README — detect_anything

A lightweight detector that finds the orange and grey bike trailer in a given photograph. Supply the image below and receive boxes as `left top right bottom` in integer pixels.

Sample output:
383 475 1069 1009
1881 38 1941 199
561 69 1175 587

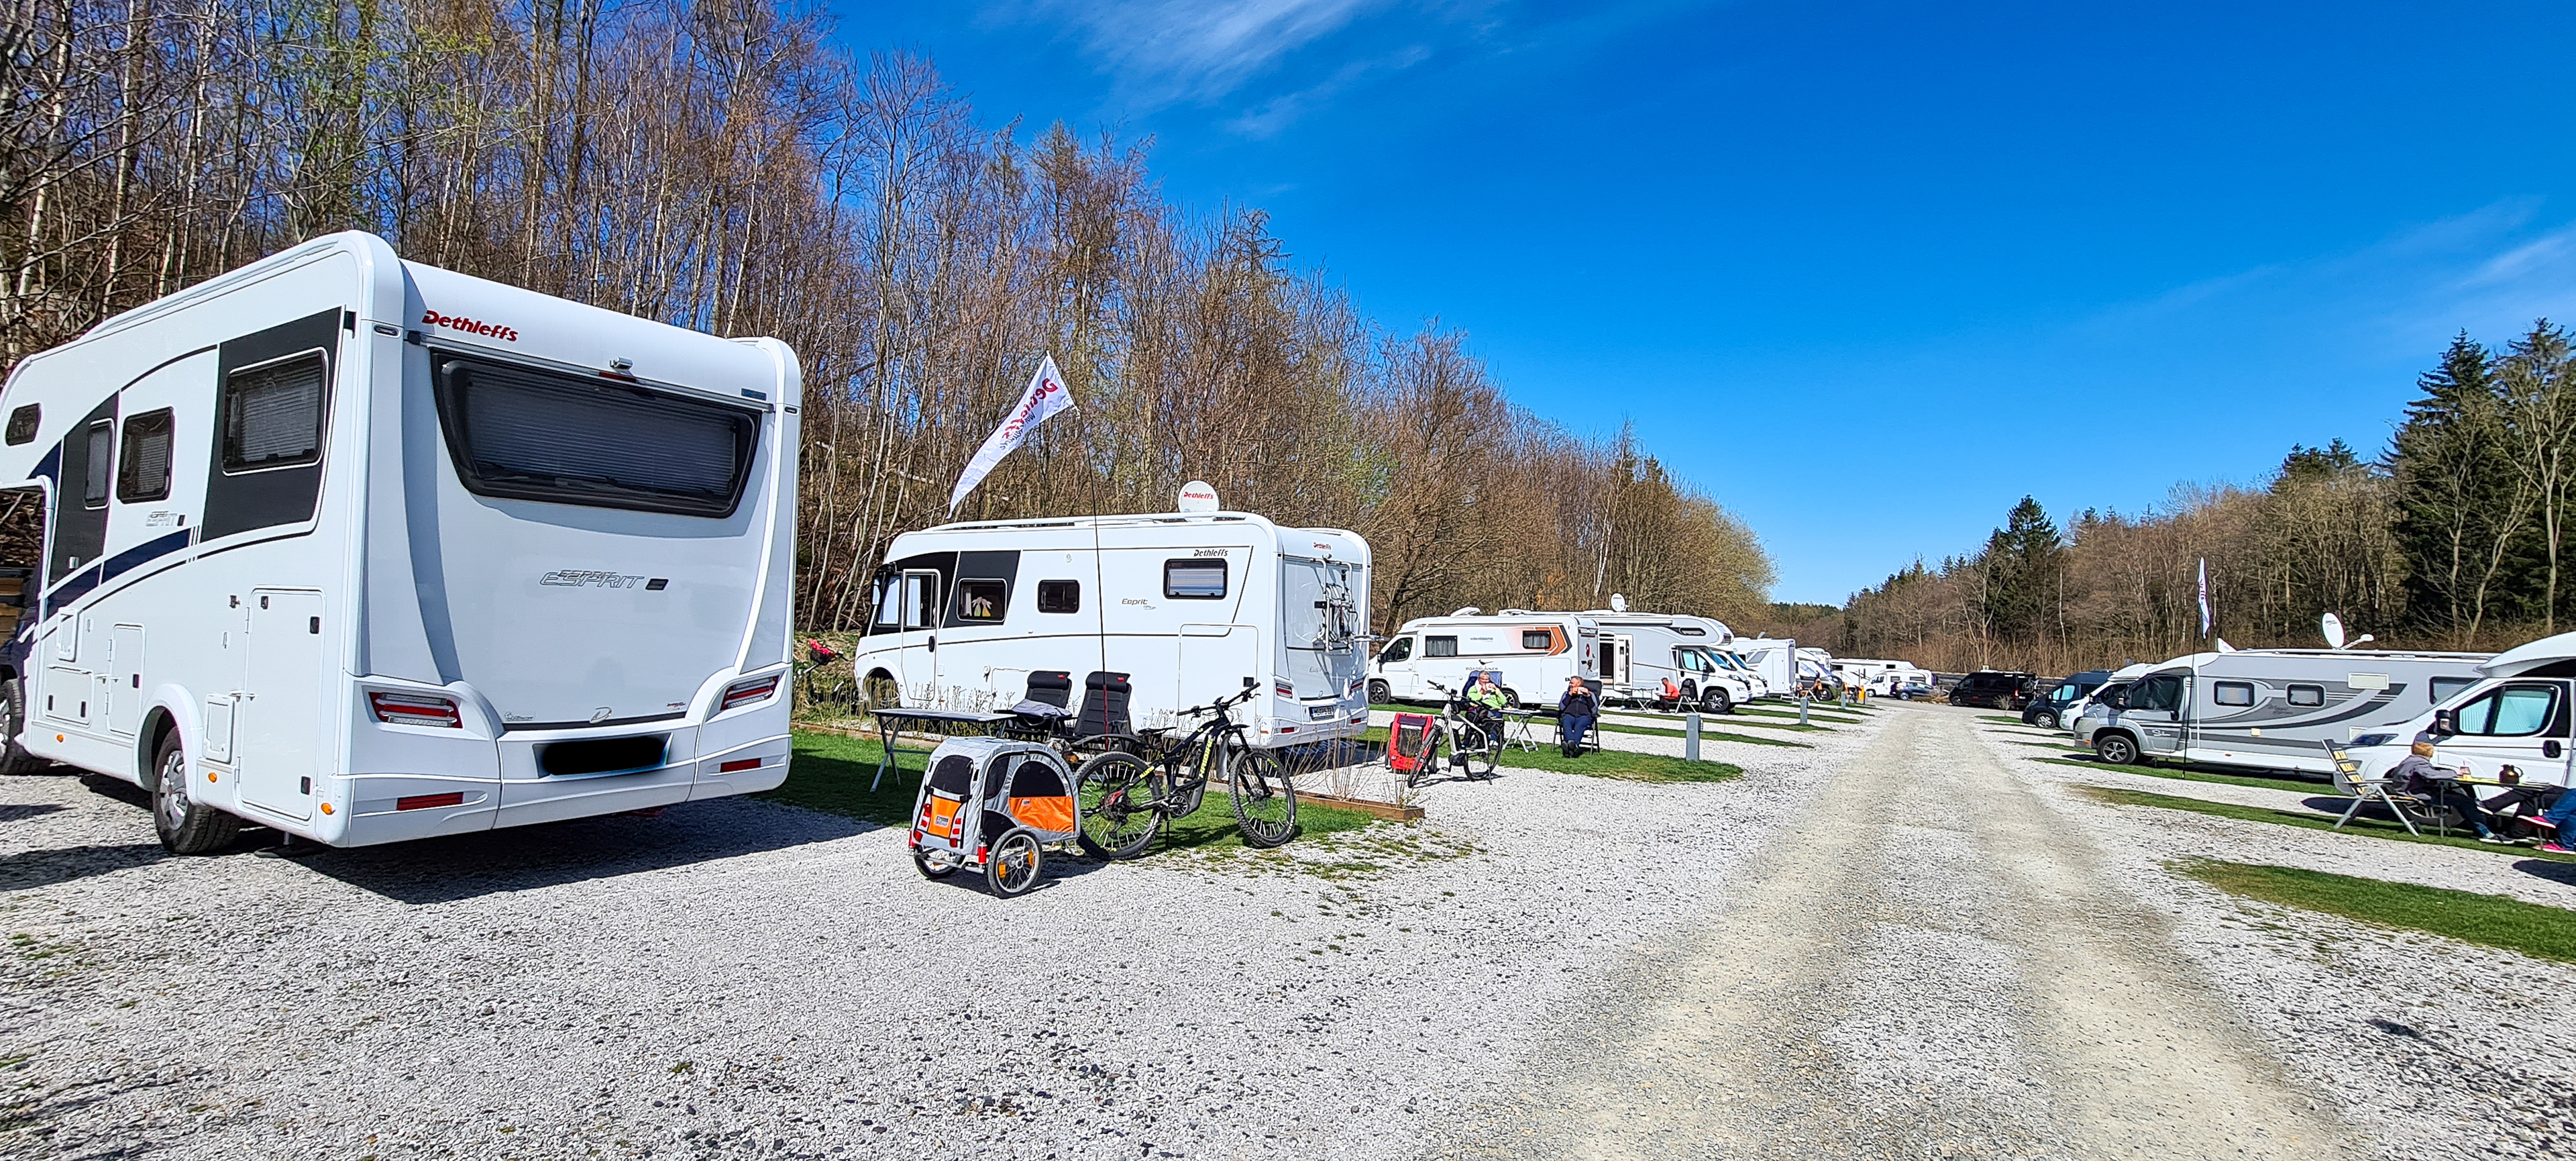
908 736 1081 899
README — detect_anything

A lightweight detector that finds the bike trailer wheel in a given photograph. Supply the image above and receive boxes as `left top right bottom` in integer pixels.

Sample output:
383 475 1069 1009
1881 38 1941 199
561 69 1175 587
913 846 960 878
986 829 1042 898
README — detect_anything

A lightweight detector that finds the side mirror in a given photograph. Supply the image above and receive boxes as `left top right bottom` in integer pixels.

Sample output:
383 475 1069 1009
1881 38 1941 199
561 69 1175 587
2431 709 2455 736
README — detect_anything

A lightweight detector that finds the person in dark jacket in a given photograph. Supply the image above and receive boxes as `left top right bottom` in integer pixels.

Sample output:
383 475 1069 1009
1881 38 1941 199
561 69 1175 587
1557 676 1599 758
2393 742 2506 843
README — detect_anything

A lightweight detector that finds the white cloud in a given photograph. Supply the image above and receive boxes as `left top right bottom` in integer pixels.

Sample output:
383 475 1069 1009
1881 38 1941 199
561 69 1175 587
1010 0 1382 103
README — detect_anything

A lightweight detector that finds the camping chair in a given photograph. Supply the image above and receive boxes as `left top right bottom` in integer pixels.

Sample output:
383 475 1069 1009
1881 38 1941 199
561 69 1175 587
2325 740 2424 837
1076 671 1134 745
1002 670 1075 741
1023 670 1073 710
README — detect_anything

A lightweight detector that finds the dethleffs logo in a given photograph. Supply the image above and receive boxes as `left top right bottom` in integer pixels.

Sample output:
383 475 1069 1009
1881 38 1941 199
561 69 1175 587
422 309 519 342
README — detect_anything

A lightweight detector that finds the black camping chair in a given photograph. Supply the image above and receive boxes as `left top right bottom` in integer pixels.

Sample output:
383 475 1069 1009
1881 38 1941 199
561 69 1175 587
1076 671 1134 746
1024 670 1073 710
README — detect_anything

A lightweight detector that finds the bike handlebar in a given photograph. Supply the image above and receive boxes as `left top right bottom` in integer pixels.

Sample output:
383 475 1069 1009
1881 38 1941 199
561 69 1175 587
1179 685 1260 717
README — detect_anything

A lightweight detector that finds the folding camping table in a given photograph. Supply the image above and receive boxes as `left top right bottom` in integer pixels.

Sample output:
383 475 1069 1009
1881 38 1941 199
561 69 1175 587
1498 709 1546 753
871 709 1016 791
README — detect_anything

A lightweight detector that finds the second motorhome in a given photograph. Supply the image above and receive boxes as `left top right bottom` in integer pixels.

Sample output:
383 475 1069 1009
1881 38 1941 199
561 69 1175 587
2341 630 2576 790
1370 611 1600 709
1589 611 1752 711
2081 648 2491 774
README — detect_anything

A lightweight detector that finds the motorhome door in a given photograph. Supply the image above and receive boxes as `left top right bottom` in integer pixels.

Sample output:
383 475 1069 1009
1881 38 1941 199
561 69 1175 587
1375 634 1418 699
2438 679 2573 787
2125 672 2188 758
1603 636 1631 689
898 568 942 698
238 589 323 821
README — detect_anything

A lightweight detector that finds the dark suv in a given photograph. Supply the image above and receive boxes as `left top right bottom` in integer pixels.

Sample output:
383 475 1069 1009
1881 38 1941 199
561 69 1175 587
2021 670 2110 729
1947 670 2038 710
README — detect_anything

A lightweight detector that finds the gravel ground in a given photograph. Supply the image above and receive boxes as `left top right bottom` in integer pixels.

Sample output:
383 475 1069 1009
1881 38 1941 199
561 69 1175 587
0 707 1877 1161
2004 721 2576 1160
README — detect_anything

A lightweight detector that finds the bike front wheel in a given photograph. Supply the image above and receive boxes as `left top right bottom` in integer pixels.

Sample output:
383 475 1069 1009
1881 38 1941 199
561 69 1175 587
1458 723 1499 780
1073 751 1164 859
1230 748 1298 848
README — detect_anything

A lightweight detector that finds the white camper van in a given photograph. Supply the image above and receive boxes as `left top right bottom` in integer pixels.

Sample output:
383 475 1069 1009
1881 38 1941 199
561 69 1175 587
1730 638 1797 699
1700 646 1775 699
1370 611 1600 708
2084 648 2489 774
0 232 802 852
1589 611 1752 712
2342 630 2576 789
845 505 1371 747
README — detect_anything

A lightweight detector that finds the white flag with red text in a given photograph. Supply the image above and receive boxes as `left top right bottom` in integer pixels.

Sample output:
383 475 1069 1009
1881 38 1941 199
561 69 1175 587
949 355 1075 514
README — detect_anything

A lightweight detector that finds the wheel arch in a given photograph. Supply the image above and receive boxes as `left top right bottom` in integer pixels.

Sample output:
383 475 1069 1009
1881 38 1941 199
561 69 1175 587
134 688 204 791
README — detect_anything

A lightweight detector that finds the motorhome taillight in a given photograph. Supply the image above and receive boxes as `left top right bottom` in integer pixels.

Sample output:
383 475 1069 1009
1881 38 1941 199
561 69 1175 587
1275 681 1294 697
718 758 762 773
720 675 780 711
369 691 462 728
396 792 465 811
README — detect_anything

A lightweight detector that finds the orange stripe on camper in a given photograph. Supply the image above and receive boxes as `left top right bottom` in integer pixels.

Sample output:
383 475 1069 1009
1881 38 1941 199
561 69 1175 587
1010 795 1076 835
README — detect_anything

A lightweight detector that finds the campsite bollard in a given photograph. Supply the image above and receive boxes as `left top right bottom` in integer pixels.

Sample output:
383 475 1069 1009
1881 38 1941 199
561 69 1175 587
1799 697 1810 726
1685 712 1702 762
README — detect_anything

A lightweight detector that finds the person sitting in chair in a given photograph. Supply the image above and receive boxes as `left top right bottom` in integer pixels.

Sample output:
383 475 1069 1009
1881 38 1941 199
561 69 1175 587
1558 676 1599 758
1463 672 1509 738
2393 742 2507 844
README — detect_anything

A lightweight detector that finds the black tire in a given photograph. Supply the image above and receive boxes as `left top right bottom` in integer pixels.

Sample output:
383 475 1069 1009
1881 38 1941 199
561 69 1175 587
2095 734 2140 766
985 829 1042 898
912 846 959 878
1399 723 1444 787
1073 750 1163 859
1456 722 1499 780
1229 749 1298 848
2031 709 2060 729
1701 685 1733 715
152 729 239 855
0 677 42 774
1366 679 1390 704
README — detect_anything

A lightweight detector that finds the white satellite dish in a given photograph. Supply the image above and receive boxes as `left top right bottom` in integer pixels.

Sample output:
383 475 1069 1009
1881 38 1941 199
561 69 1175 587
1177 480 1220 513
1451 607 1481 617
2321 613 2347 650
1609 593 1628 613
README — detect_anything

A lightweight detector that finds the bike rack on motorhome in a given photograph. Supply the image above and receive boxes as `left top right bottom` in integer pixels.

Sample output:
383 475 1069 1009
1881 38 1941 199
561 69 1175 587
0 232 802 851
845 500 1371 748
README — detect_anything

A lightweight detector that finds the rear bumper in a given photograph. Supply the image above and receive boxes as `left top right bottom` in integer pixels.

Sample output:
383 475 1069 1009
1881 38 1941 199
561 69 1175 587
322 696 792 848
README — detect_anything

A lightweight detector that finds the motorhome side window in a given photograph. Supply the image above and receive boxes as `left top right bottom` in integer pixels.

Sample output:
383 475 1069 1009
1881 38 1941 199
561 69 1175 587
3 405 35 445
221 352 326 471
1036 580 1080 613
116 408 173 503
80 419 111 507
955 578 1006 622
867 568 900 634
1424 636 1458 658
1521 629 1552 650
2131 675 2184 712
2429 676 2478 705
1379 637 1413 663
2287 684 2324 707
2451 684 2559 736
431 352 757 517
2212 681 2254 707
1164 558 1226 599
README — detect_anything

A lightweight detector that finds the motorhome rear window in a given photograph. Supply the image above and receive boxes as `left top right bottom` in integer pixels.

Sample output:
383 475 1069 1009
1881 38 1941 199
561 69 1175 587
432 354 757 517
4 405 36 446
2213 681 2254 707
221 352 326 471
955 578 1006 622
2287 684 2324 707
1521 629 1553 650
1037 580 1079 613
1164 559 1226 599
117 409 172 503
81 419 111 507
1424 636 1458 658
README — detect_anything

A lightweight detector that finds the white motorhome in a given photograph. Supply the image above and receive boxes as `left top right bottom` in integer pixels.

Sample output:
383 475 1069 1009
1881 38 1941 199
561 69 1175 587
0 232 802 852
1369 610 1600 708
1729 638 1797 698
846 503 1371 747
1699 646 1775 699
2083 648 2489 774
1587 611 1752 712
2065 662 2151 737
1831 658 1929 696
2342 631 2576 789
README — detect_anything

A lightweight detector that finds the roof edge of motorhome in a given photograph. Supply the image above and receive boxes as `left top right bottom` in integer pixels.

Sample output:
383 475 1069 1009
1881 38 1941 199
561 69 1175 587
912 511 1361 539
2481 629 2576 677
74 231 389 346
2145 648 2496 670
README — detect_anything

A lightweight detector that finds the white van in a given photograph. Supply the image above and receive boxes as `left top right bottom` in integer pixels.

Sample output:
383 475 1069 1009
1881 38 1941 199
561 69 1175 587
2344 631 2576 789
1729 638 1797 698
0 232 802 852
845 504 1371 746
1369 611 1599 708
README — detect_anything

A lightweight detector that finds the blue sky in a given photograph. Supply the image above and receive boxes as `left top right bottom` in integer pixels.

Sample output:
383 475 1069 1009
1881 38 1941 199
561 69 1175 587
829 0 2576 603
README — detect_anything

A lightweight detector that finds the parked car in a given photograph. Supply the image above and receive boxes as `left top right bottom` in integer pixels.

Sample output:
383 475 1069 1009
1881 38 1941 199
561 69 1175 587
2022 670 2112 728
1947 670 2039 710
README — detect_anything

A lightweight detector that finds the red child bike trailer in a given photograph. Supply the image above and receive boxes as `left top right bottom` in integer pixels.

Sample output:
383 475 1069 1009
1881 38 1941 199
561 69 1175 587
1387 713 1438 776
908 737 1082 899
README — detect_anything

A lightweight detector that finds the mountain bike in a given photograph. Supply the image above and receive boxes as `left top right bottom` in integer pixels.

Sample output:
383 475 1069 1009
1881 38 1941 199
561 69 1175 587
1071 684 1298 858
1391 679 1499 786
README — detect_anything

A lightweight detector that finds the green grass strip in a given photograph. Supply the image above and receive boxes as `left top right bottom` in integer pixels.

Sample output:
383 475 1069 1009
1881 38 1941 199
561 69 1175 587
1358 727 1741 783
2072 785 2576 863
2176 859 2576 964
767 729 1379 850
2036 756 2323 796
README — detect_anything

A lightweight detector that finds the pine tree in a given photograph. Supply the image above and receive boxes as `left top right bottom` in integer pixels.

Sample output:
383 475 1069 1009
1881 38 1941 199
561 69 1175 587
2391 332 2530 642
1981 496 2065 647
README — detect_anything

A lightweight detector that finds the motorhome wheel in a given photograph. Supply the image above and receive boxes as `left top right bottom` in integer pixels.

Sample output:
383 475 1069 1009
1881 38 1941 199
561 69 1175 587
2094 734 2140 766
1701 686 1733 715
0 678 39 773
985 829 1042 898
1366 679 1389 705
152 731 239 855
1499 686 1519 709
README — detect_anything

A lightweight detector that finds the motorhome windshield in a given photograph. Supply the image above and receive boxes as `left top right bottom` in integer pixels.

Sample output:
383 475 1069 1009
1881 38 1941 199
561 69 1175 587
431 352 759 517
